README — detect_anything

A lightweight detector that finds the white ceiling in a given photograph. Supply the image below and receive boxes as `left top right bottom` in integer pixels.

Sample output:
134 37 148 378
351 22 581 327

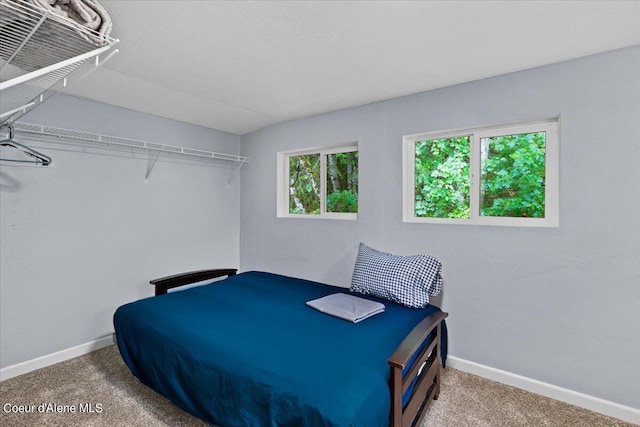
65 1 640 135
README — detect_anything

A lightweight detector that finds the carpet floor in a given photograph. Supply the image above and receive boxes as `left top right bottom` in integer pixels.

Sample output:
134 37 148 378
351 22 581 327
0 345 635 427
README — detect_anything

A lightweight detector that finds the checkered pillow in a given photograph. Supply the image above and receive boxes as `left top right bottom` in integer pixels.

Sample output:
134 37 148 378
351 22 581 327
350 243 443 308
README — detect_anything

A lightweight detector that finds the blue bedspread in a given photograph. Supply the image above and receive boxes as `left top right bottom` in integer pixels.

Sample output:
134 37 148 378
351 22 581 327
114 271 447 427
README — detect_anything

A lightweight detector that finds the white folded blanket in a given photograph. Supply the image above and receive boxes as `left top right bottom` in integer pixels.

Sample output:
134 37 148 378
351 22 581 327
12 0 113 46
306 293 385 323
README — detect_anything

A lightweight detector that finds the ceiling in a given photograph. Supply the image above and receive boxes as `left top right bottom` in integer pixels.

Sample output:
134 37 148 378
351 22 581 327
64 1 640 136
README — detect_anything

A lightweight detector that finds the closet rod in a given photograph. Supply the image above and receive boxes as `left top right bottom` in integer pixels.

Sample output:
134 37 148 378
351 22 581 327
12 122 250 164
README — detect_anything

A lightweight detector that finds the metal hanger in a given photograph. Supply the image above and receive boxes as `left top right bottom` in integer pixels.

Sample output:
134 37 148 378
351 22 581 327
0 123 52 166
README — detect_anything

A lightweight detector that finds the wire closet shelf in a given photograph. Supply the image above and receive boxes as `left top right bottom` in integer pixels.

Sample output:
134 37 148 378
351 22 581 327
0 0 119 125
12 121 250 164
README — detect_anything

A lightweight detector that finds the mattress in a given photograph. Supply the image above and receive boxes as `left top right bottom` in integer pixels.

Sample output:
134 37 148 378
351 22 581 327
114 271 447 426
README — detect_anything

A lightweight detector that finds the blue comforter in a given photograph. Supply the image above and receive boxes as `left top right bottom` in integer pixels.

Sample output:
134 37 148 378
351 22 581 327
114 271 447 427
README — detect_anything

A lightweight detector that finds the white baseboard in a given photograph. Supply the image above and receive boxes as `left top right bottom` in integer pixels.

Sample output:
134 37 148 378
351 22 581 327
447 356 640 425
0 335 114 382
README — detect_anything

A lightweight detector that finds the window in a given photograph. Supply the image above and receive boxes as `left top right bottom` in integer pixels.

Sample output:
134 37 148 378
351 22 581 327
403 119 559 227
277 144 358 219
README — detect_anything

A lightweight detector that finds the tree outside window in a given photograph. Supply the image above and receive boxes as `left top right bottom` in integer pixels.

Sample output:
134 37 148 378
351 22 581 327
480 132 546 218
414 136 470 219
279 145 358 219
404 120 558 227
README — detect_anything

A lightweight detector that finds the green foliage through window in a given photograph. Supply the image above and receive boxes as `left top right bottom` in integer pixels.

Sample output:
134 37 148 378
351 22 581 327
414 137 470 218
480 132 546 218
326 152 358 213
414 132 546 219
288 150 358 215
289 154 320 214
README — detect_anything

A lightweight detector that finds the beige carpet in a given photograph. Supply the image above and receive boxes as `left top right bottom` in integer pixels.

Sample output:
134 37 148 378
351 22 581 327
0 345 634 427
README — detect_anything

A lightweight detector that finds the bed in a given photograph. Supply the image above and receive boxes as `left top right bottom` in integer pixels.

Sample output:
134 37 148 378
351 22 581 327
114 269 447 427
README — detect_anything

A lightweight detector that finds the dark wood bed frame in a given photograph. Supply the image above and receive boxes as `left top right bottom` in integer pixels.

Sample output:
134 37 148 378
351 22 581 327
150 268 447 427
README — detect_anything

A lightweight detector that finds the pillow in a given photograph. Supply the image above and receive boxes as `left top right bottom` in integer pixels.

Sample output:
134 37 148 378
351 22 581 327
350 243 442 308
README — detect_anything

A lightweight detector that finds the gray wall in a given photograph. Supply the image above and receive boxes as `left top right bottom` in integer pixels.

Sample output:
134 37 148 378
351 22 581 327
0 95 242 368
240 46 640 408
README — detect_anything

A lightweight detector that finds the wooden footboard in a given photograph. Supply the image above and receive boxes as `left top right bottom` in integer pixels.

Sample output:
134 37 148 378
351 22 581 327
388 311 448 427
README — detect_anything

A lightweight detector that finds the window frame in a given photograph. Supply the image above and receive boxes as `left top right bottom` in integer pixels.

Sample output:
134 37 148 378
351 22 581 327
403 119 559 227
277 143 358 220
